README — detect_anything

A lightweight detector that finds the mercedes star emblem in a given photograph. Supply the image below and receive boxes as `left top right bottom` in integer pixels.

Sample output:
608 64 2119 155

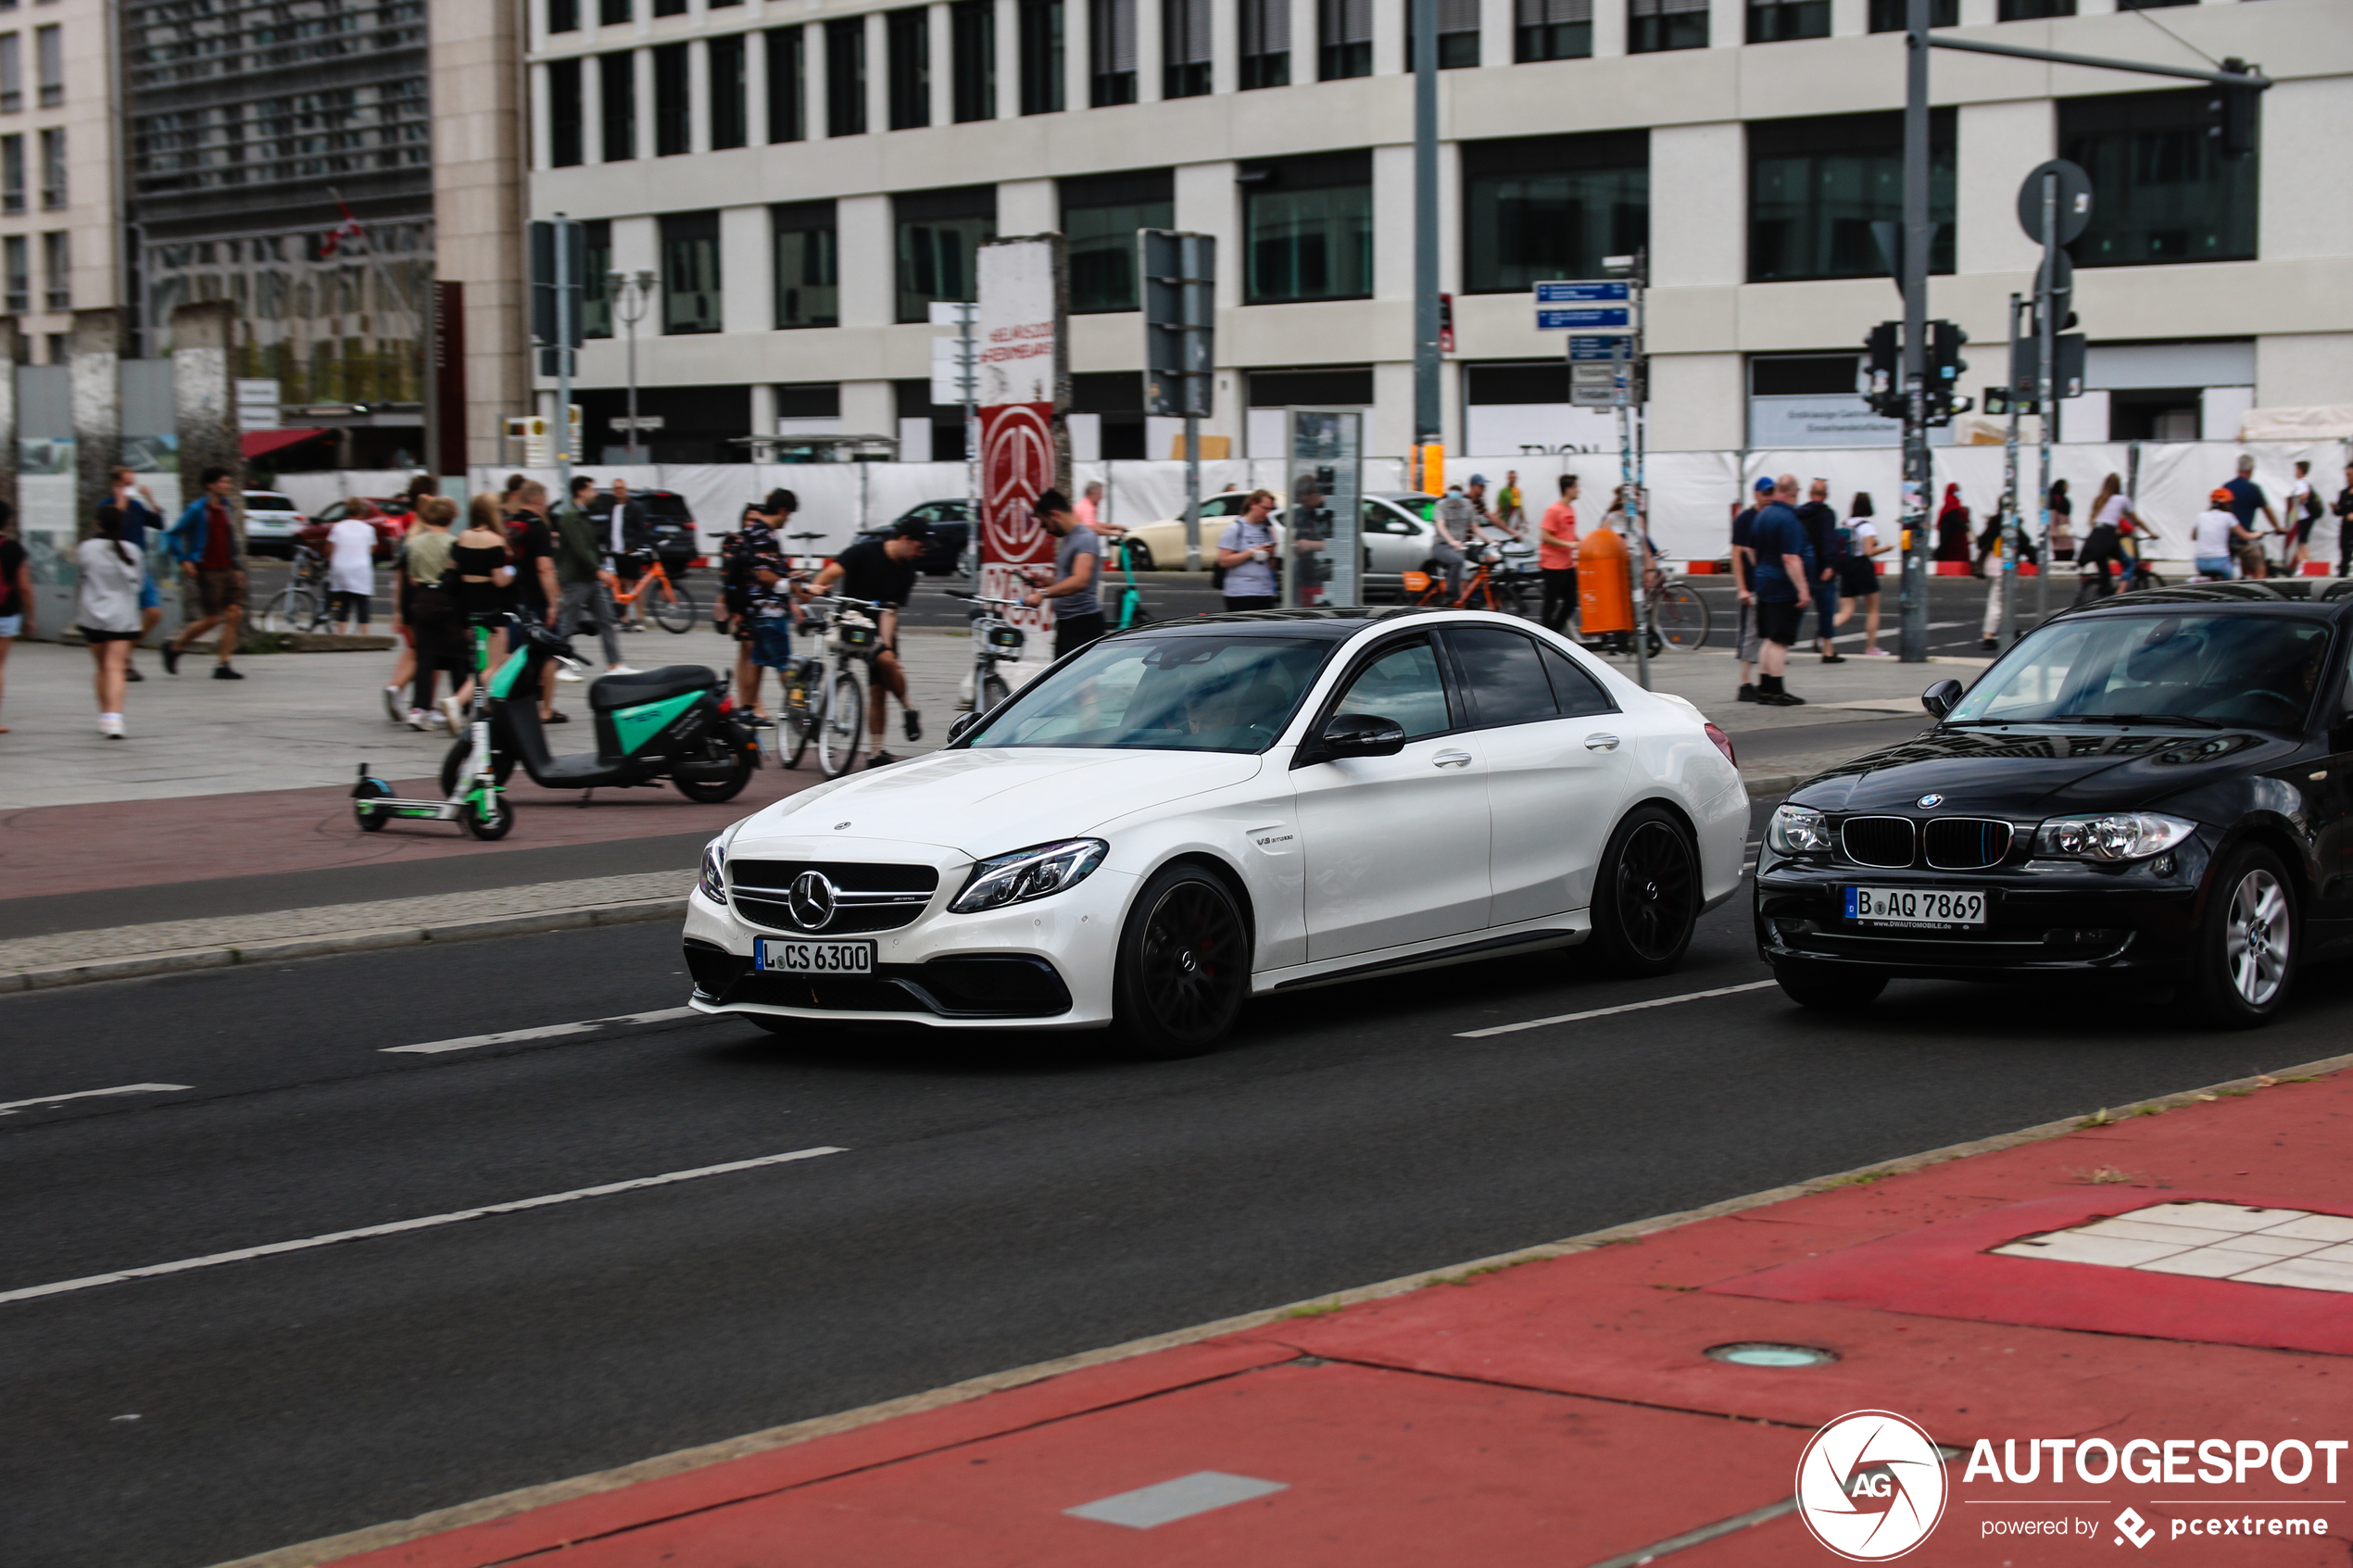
787 870 838 931
1917 794 1944 809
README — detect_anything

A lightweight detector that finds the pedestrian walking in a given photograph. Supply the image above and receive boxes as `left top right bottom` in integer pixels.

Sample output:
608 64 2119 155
2193 489 2254 581
2045 478 2074 563
443 495 517 731
1024 488 1108 658
2285 460 2322 572
325 503 379 634
0 504 30 732
2335 463 2353 578
2223 454 2279 576
1935 483 1972 563
1538 473 1579 634
110 467 165 680
604 478 653 630
396 496 465 730
1497 470 1526 534
552 474 634 676
733 502 795 724
1216 490 1283 611
1796 479 1846 663
1731 477 1772 700
1749 474 1814 707
77 506 145 737
1844 492 1890 655
160 466 247 681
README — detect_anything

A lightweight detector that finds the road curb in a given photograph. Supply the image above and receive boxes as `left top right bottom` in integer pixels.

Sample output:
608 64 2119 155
208 1048 2353 1568
0 896 685 995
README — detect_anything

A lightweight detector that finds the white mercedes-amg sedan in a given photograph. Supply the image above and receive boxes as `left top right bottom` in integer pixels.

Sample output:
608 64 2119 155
683 608 1748 1056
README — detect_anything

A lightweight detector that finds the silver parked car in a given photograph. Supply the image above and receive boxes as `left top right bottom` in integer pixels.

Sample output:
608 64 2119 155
242 492 308 558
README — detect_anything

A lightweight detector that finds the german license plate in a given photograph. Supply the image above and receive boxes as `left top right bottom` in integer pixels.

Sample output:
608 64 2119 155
1844 886 1986 929
755 938 876 974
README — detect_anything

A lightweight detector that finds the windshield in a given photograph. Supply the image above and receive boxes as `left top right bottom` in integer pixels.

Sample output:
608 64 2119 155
246 494 296 511
964 635 1332 753
1947 613 2332 731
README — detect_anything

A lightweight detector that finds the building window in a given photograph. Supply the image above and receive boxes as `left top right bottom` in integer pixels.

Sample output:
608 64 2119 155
549 57 585 165
1090 0 1136 105
951 0 994 121
1164 0 1211 96
653 43 690 155
1867 0 1955 29
887 8 930 130
0 34 18 113
1462 132 1646 294
1243 150 1373 306
32 23 55 106
1019 0 1064 115
654 0 687 15
1239 0 1290 87
768 28 806 142
710 34 747 148
1405 0 1479 69
1319 0 1370 81
548 0 579 33
36 123 57 207
1996 0 2072 18
826 18 866 136
896 184 996 322
661 210 722 333
583 219 613 337
0 133 19 214
600 0 631 23
43 332 62 366
2060 88 2257 268
1063 168 1174 312
1748 109 1955 283
1515 0 1591 62
3 235 23 313
1747 0 1827 44
41 228 65 310
773 201 839 328
1629 0 1705 53
599 51 635 160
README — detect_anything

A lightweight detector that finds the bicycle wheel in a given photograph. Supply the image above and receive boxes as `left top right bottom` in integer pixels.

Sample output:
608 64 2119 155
258 586 317 633
1490 580 1529 618
979 670 1013 713
1654 583 1710 651
816 669 865 777
648 578 698 633
775 702 813 769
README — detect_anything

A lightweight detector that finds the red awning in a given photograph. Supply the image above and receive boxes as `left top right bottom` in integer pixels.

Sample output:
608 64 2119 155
242 428 332 459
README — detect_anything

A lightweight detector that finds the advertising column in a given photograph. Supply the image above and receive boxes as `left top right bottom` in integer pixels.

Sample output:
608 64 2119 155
975 235 1068 665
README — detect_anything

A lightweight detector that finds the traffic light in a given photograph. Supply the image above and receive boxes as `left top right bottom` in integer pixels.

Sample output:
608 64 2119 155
1140 230 1216 419
2209 59 2259 159
1930 319 1969 420
1438 292 1454 354
1862 321 1901 420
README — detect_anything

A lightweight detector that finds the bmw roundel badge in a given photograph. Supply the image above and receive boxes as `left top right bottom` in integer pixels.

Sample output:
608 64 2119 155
1917 794 1944 809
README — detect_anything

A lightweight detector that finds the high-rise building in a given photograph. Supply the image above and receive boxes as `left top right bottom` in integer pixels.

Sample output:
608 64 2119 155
0 1 124 368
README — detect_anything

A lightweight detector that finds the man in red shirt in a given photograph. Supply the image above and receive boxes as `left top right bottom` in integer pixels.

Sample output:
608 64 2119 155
1538 473 1579 633
161 465 246 679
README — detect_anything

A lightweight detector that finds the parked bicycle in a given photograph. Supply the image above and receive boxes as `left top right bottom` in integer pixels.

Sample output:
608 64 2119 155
944 588 1029 716
609 549 699 633
776 593 888 777
258 545 334 633
1643 568 1710 651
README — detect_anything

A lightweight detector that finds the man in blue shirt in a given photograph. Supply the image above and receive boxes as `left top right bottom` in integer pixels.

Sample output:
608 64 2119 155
2222 455 2279 576
1731 475 1772 702
1748 473 1815 707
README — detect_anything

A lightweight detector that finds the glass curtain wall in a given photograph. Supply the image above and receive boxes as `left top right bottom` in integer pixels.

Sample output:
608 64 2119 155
1243 151 1372 305
1062 168 1174 312
1462 132 1647 293
2060 88 2258 267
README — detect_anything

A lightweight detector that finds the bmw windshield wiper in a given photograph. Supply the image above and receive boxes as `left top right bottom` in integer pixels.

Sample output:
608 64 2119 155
2035 713 2225 729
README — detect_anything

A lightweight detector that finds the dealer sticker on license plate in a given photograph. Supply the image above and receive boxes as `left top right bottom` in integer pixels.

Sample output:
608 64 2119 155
756 938 876 974
1844 886 1987 929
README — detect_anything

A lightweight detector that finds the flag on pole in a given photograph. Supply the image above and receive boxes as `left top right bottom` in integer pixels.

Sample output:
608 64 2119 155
320 197 364 258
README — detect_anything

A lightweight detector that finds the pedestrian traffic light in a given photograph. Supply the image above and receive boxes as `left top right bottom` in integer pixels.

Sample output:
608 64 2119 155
1930 320 1969 420
2209 59 2260 159
1862 321 1902 420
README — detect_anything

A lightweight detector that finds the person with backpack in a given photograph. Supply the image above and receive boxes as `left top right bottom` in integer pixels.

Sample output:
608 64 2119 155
1796 478 1848 663
724 490 794 723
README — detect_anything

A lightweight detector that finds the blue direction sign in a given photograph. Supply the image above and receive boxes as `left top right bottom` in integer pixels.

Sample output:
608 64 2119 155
1567 335 1625 361
1534 281 1629 304
1536 307 1631 331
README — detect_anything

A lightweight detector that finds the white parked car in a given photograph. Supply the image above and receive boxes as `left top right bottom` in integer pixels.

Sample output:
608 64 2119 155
683 608 1748 1056
242 491 308 558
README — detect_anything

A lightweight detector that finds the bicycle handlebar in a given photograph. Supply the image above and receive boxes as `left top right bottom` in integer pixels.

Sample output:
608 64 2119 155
944 589 1024 607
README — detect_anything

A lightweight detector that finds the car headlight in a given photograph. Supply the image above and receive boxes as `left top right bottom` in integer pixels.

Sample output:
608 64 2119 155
698 839 727 903
2032 812 2196 862
1767 804 1833 854
950 838 1108 913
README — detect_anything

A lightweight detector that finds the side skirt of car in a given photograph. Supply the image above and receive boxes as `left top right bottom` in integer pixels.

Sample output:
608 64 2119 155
1252 918 1591 996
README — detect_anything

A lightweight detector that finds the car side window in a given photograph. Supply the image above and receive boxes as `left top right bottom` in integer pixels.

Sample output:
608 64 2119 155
1332 638 1453 738
1541 644 1617 718
1445 627 1557 728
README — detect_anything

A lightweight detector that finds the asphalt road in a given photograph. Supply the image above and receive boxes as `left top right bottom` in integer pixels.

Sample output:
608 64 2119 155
7 804 2345 1568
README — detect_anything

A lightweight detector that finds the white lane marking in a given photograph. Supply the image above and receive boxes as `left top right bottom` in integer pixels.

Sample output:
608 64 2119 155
0 1083 193 1116
0 1146 847 1308
383 1006 700 1055
1457 980 1780 1038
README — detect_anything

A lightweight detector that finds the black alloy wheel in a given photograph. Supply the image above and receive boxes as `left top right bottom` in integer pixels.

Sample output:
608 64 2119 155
1591 807 1700 976
1114 864 1249 1059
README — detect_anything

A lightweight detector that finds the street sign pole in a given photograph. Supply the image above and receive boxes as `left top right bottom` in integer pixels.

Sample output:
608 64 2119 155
1412 0 1440 454
2035 170 2058 639
2002 293 2024 645
1898 0 1931 663
553 215 574 494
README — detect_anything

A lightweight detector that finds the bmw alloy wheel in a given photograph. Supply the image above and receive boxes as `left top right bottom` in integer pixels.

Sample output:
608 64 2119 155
2226 866 2290 1007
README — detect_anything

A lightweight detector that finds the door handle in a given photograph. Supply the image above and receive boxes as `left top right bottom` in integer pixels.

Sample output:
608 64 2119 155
1585 734 1621 751
1432 750 1473 769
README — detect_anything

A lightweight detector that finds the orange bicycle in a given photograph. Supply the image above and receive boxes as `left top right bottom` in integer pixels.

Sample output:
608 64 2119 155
1403 538 1533 616
608 551 699 633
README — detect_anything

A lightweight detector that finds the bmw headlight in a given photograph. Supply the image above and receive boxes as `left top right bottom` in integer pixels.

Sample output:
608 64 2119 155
950 838 1108 913
698 838 727 903
2032 812 2196 862
1767 804 1833 854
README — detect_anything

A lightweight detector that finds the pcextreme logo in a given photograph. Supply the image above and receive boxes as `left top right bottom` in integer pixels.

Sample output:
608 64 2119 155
1796 1411 1951 1561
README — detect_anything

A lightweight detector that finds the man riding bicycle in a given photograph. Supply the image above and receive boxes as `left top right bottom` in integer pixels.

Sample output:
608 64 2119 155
802 516 929 768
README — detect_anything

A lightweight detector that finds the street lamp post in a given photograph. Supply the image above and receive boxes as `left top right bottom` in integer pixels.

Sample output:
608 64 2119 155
609 270 658 463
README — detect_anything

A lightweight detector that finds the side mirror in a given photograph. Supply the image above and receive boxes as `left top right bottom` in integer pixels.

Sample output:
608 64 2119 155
946 712 982 745
1921 678 1965 720
1312 712 1408 761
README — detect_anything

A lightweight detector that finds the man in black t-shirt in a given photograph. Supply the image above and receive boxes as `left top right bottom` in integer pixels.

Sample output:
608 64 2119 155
803 518 930 768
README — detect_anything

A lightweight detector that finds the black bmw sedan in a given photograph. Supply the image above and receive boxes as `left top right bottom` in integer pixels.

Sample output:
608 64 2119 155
1755 584 2353 1028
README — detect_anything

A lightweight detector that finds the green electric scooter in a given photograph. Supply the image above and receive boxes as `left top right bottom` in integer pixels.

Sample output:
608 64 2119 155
353 621 516 838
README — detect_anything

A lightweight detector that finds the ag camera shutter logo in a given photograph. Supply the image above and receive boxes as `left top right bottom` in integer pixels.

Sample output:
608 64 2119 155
1796 1411 1950 1561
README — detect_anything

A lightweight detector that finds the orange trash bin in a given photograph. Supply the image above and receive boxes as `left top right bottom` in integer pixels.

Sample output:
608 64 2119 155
1577 523 1634 635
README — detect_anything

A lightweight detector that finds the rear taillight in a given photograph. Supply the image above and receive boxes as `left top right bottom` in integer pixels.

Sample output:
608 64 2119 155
717 695 736 715
1705 722 1735 764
